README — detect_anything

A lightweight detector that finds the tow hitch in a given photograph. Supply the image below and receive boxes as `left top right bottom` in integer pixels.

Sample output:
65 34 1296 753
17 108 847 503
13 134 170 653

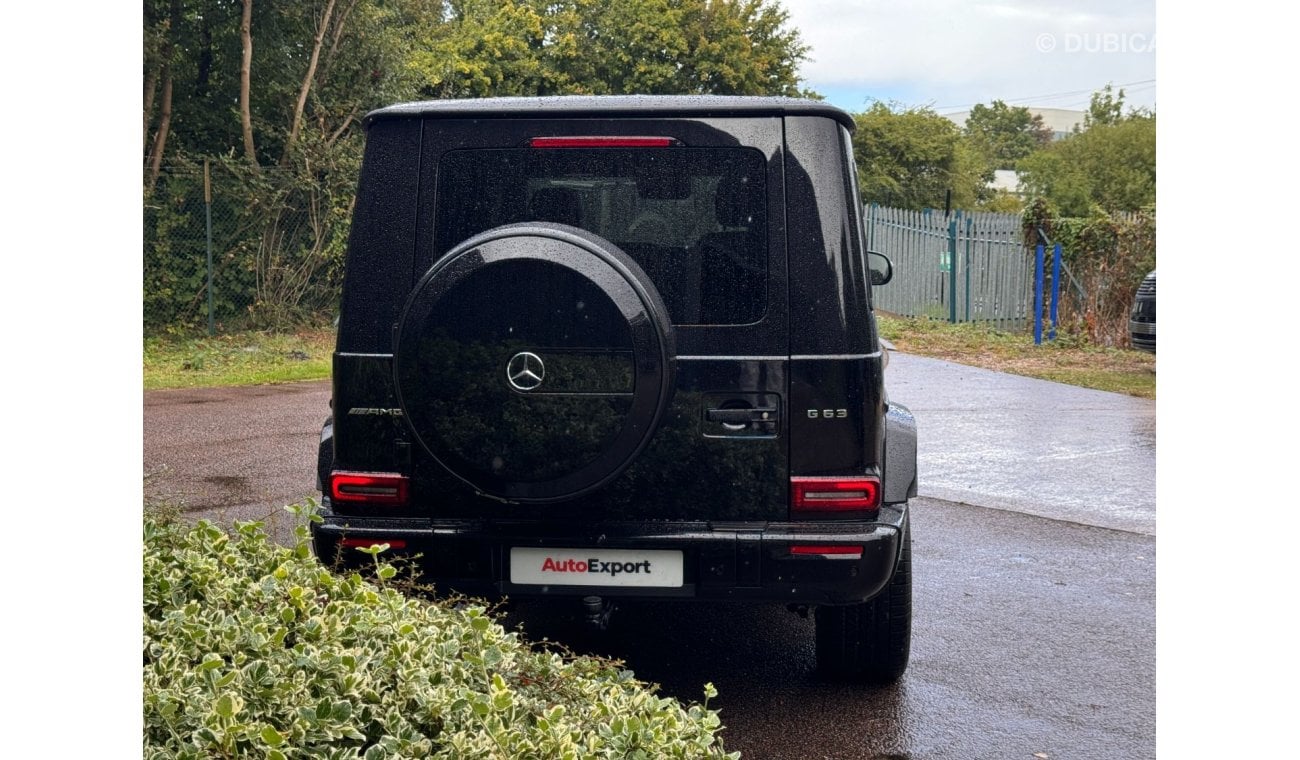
582 595 616 630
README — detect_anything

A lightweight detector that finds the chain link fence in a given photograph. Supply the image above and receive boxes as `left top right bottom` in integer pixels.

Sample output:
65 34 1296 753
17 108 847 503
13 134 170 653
144 162 348 336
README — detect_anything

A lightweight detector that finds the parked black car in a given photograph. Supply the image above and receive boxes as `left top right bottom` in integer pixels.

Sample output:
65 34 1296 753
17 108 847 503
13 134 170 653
311 96 918 683
1129 270 1156 353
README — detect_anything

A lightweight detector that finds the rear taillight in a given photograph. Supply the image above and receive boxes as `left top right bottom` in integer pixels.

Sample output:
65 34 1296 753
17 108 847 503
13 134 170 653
791 476 881 515
529 136 676 148
790 545 864 559
329 471 409 506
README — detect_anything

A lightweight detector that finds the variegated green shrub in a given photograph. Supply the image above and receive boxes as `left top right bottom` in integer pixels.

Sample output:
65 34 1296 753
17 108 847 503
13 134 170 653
143 509 736 759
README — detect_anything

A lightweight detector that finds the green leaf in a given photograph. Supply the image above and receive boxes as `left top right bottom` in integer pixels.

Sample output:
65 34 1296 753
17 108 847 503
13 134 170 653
214 694 235 719
332 700 353 721
261 725 285 747
492 690 512 712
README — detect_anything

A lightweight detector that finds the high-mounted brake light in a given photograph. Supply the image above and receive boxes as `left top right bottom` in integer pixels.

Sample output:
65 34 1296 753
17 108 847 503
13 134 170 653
791 476 881 513
330 471 410 506
790 545 864 559
529 136 676 148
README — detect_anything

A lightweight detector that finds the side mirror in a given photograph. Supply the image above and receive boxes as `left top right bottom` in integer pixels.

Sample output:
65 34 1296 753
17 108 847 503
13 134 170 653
868 250 894 286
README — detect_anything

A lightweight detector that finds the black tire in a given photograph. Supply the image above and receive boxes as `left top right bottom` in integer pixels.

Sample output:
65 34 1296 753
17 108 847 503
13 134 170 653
814 513 912 684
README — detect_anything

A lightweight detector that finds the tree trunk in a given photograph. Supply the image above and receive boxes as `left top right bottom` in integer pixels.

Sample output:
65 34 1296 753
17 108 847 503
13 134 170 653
326 110 358 148
196 14 213 97
143 66 159 156
146 69 173 192
316 0 360 91
240 0 258 167
144 5 176 184
281 0 338 165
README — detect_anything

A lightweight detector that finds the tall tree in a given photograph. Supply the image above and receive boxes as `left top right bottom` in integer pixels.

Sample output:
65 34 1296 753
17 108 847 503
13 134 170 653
1084 83 1126 128
1018 110 1155 216
239 0 257 166
281 0 338 164
144 0 814 329
144 1 167 154
850 102 987 210
407 0 808 99
145 0 181 191
963 100 1053 170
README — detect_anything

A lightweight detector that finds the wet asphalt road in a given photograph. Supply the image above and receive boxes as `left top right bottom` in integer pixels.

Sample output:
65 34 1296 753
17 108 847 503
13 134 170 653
509 497 1153 760
888 353 1155 537
144 381 326 541
143 356 1155 759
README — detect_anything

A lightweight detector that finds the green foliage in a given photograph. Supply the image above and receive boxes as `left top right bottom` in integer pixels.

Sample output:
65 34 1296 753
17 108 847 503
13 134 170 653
980 191 1024 214
1014 85 1156 217
962 100 1053 170
143 510 737 758
1023 199 1155 347
1084 83 1127 128
144 0 811 334
408 0 808 98
850 102 987 210
1017 112 1155 217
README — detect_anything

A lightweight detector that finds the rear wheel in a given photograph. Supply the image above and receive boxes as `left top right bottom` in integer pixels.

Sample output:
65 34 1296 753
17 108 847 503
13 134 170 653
814 513 912 684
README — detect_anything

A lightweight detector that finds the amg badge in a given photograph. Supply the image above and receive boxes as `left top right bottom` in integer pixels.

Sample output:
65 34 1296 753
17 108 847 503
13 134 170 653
347 407 403 417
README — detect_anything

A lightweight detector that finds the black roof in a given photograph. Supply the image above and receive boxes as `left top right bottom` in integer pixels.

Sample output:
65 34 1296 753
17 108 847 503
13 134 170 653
365 95 855 131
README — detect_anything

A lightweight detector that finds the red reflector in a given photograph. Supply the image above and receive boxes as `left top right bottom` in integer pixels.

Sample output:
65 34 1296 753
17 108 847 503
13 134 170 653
330 471 409 506
530 136 675 148
791 545 864 558
791 476 881 512
340 538 408 550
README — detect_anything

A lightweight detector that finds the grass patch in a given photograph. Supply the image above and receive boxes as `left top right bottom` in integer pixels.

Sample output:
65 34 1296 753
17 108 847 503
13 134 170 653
878 315 1155 399
144 329 334 390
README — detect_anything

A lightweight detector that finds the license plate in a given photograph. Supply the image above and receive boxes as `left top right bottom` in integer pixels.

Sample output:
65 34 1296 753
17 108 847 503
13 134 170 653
509 547 684 588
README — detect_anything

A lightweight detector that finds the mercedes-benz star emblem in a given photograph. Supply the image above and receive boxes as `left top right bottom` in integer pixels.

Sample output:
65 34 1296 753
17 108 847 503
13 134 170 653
506 351 545 391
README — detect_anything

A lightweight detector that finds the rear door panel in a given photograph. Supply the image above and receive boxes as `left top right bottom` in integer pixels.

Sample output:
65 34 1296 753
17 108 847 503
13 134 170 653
404 116 789 522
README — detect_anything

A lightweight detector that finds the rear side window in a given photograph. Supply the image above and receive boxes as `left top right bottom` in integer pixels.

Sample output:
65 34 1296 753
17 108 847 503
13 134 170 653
434 148 768 325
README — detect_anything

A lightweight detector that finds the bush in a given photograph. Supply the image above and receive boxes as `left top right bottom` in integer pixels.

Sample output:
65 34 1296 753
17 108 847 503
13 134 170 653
143 509 736 759
1022 199 1155 348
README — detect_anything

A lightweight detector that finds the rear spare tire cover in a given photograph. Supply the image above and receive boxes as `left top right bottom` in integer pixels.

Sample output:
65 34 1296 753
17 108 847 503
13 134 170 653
394 223 675 503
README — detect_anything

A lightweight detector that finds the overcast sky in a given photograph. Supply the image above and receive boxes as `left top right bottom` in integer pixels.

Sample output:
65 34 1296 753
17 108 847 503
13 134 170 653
781 0 1156 116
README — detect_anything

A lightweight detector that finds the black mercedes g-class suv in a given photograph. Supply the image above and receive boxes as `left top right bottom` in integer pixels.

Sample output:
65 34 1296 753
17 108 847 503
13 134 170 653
312 96 918 683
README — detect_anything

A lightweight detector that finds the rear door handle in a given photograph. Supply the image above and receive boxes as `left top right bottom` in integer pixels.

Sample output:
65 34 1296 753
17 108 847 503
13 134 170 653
706 407 778 424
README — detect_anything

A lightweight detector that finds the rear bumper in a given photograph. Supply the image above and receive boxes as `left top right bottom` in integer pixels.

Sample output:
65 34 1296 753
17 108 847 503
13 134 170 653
311 503 907 606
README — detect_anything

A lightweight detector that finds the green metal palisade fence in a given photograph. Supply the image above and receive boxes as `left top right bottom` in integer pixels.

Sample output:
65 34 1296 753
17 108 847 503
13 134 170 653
866 203 1032 331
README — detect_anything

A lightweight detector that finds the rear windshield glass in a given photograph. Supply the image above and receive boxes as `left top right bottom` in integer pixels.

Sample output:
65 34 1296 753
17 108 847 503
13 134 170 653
434 148 768 325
